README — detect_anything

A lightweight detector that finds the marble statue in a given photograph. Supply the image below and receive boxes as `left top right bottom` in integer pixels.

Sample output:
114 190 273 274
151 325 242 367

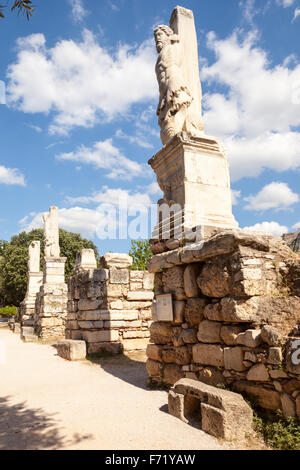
43 206 60 258
28 241 40 273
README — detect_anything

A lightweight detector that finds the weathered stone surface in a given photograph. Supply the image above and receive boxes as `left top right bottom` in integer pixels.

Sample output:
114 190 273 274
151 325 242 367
146 344 162 362
184 298 207 326
150 322 172 345
261 325 282 347
101 253 133 269
224 347 245 372
171 327 184 347
169 378 253 440
163 364 184 385
235 329 262 348
220 325 244 345
247 364 270 382
184 265 199 298
87 342 122 355
281 393 296 418
197 263 230 298
57 340 86 361
198 367 225 387
269 369 288 379
181 328 197 344
78 299 103 311
268 347 283 365
81 330 119 343
197 320 221 344
162 266 185 300
296 396 300 419
192 344 224 367
175 346 191 365
173 301 185 324
235 382 281 411
109 268 129 284
162 348 177 363
143 272 154 290
146 359 162 378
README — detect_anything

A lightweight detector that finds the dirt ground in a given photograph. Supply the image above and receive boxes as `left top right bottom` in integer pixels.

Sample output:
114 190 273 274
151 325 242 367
0 326 230 450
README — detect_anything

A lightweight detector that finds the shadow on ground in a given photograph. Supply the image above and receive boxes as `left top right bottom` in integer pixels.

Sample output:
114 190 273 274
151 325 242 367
87 351 150 391
0 396 93 450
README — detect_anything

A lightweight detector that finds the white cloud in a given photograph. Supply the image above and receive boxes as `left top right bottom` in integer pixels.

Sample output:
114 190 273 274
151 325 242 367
239 0 258 23
66 185 153 213
115 129 153 149
231 189 241 206
56 138 148 180
293 7 300 21
243 221 289 236
26 123 42 132
68 0 88 23
202 31 300 180
276 0 295 7
244 182 299 211
292 221 300 230
7 30 156 135
0 166 26 186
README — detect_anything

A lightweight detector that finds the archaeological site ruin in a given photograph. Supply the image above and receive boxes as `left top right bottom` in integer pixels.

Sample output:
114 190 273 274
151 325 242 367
6 5 300 444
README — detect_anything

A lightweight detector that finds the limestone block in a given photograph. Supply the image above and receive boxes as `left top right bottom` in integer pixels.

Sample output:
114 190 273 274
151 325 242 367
183 265 199 298
181 328 197 344
268 347 283 365
143 272 154 290
192 344 224 367
184 298 207 326
127 291 154 301
197 320 221 344
220 325 244 346
101 253 133 269
168 390 185 422
130 271 144 280
147 344 163 362
261 325 282 347
130 282 143 291
235 329 262 348
122 338 149 351
104 321 126 328
235 382 281 411
269 369 288 379
146 359 162 378
78 299 103 311
57 340 86 361
281 393 296 418
162 266 185 300
173 301 185 324
81 330 119 343
296 396 300 419
110 300 123 310
224 347 245 372
247 364 270 382
74 249 97 272
172 327 184 347
197 262 230 298
87 342 122 355
150 322 172 344
91 269 109 282
163 364 184 385
175 346 191 365
162 348 176 363
109 268 129 284
106 284 123 298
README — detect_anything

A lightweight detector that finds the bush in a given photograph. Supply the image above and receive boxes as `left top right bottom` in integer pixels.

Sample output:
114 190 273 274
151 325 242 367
253 410 300 450
0 306 18 317
129 240 152 271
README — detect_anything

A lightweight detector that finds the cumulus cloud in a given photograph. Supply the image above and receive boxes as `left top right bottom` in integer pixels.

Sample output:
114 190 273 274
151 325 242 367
7 30 156 135
244 182 299 211
56 138 148 180
231 189 241 206
293 7 300 21
243 221 289 236
201 31 300 180
0 166 26 186
276 0 295 7
292 221 300 230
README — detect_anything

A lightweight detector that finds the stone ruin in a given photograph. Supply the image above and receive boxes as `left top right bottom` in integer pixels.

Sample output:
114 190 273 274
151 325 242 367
145 5 300 428
66 251 154 355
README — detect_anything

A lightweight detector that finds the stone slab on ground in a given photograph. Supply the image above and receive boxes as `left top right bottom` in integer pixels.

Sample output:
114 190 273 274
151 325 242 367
57 340 87 361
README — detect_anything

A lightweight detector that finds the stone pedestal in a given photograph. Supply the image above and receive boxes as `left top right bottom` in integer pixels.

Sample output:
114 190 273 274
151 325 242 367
20 272 43 325
149 133 238 247
36 257 68 340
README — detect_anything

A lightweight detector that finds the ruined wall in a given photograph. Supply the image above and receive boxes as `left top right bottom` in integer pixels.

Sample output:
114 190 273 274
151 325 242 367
66 253 154 355
146 231 300 419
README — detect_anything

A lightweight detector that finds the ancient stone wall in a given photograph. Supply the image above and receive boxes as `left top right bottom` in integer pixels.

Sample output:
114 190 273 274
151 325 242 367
146 230 300 419
66 253 154 355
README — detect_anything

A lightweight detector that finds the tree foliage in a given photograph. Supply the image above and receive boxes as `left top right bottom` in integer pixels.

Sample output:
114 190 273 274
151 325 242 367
129 239 152 271
0 229 99 307
0 1 34 20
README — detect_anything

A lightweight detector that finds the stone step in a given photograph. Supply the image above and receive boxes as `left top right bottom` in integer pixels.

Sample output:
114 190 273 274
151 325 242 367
21 334 38 343
22 326 35 335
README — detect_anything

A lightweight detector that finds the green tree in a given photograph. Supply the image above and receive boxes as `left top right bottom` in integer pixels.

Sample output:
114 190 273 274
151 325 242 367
0 1 34 19
0 229 99 307
129 239 152 271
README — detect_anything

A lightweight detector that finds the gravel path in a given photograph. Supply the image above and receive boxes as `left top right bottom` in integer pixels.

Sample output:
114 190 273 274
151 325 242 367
0 327 227 450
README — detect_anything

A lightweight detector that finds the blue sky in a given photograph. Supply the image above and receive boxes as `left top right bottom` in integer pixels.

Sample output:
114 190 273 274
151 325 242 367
1 0 300 255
